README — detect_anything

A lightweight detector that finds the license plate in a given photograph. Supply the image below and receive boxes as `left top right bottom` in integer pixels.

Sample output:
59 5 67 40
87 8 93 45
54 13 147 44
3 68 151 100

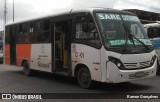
135 72 145 78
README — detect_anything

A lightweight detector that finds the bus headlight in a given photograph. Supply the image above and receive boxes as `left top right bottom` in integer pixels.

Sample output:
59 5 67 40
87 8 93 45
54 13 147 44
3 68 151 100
150 55 156 66
108 56 125 70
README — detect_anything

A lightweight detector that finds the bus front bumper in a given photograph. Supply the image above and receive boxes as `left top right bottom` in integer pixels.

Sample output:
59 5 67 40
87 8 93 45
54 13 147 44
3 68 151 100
106 60 157 83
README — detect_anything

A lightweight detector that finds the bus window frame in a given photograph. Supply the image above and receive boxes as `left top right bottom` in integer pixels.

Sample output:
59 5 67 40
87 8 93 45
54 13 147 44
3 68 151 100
73 13 102 49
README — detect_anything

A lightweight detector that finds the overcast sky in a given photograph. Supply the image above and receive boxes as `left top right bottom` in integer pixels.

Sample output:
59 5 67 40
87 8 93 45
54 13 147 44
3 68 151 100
0 0 160 31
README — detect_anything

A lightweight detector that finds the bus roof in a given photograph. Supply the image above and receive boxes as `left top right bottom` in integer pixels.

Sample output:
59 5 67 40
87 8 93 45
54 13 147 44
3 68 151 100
144 22 160 28
5 7 135 26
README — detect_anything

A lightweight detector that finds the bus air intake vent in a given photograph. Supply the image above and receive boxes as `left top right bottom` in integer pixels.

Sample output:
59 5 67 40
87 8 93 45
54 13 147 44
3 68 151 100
123 61 150 69
129 72 149 79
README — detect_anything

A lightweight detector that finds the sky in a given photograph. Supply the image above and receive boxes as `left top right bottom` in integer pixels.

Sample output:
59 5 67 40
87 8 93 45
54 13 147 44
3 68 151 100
0 0 160 31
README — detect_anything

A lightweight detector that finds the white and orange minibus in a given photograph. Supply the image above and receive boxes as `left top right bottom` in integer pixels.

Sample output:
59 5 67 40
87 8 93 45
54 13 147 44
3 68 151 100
4 8 157 88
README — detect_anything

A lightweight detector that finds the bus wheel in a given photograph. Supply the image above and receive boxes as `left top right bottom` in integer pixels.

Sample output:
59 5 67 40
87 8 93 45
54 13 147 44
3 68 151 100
77 67 92 89
23 61 32 76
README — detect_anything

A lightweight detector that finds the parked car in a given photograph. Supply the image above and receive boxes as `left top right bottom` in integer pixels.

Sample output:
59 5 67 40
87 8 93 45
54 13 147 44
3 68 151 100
0 50 3 64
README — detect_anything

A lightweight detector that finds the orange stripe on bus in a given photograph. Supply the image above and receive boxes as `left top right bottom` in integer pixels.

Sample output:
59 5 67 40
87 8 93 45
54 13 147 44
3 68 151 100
5 44 10 64
16 44 31 67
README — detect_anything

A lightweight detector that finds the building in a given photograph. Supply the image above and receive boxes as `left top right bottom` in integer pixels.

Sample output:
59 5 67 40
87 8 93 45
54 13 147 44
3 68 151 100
124 9 160 24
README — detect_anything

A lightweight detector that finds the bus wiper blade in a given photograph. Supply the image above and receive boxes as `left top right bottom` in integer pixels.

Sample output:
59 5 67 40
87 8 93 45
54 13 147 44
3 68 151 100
122 24 136 53
130 34 149 51
123 24 149 52
123 24 128 53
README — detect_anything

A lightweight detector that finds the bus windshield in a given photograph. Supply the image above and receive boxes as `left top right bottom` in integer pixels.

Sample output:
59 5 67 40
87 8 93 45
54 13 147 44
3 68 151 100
95 13 152 48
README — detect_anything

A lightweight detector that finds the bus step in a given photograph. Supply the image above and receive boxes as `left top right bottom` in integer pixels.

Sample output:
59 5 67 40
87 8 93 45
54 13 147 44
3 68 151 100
63 66 67 68
54 71 69 76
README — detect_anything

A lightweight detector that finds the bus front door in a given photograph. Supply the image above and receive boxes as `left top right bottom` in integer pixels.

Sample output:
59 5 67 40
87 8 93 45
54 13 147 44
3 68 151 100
53 22 71 73
53 24 63 71
53 22 68 71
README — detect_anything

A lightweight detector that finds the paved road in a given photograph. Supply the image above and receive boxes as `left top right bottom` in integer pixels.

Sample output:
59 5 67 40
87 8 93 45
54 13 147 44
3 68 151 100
0 64 160 102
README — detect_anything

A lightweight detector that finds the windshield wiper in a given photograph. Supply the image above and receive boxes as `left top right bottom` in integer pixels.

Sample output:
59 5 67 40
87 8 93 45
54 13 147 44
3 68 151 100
123 24 135 53
123 24 149 53
130 33 149 51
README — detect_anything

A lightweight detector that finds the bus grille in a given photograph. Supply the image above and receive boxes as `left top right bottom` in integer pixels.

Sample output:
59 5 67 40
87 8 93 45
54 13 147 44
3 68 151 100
129 72 149 79
123 61 150 69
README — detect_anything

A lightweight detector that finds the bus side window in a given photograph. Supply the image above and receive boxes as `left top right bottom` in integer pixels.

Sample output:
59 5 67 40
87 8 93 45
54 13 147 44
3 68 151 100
88 21 99 39
37 20 51 43
24 23 32 43
153 27 160 38
75 20 100 47
147 28 151 38
43 20 51 42
26 23 33 43
17 23 33 43
158 28 160 37
33 21 41 43
17 24 23 43
148 27 160 38
76 21 99 39
76 22 87 39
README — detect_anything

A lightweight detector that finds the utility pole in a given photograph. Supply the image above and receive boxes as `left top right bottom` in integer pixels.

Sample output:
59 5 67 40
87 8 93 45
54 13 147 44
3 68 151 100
13 0 14 22
4 0 7 24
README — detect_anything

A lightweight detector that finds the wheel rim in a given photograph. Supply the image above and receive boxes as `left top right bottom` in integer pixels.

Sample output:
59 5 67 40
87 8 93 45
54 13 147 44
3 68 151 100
79 71 90 85
24 62 29 75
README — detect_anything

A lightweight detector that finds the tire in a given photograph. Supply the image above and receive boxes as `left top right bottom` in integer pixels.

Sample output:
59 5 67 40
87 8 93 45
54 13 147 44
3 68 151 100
156 61 160 75
23 61 32 76
77 67 92 89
